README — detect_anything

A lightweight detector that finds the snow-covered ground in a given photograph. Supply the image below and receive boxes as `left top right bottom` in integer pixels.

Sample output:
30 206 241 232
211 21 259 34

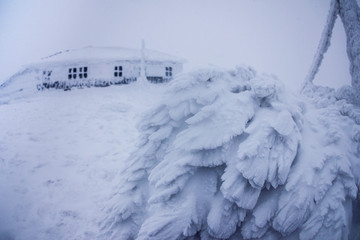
0 82 166 240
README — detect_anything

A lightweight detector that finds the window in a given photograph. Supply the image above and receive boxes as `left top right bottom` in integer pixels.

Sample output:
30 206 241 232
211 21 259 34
165 66 172 77
114 66 123 77
68 67 88 80
79 66 88 79
68 67 75 79
42 70 52 81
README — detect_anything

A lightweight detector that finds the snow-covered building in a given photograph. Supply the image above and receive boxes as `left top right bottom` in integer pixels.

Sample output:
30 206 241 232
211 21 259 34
34 46 185 89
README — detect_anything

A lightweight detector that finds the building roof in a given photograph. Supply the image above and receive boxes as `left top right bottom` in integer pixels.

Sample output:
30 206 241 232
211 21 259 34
35 46 185 67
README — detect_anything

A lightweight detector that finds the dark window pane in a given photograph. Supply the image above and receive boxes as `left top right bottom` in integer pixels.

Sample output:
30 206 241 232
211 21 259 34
84 67 87 72
169 67 172 71
115 66 118 70
169 72 172 76
73 68 76 72
79 74 83 78
69 69 72 73
119 66 122 70
119 72 122 77
73 74 76 79
84 73 87 78
114 72 118 77
68 74 72 79
80 67 82 72
165 67 169 71
166 72 169 77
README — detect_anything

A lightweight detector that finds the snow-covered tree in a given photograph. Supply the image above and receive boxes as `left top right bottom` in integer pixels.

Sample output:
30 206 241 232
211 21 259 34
101 66 360 239
303 0 360 105
337 0 360 104
302 0 339 91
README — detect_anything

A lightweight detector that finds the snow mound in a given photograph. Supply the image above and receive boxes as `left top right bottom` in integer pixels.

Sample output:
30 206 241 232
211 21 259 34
0 67 40 104
102 66 360 239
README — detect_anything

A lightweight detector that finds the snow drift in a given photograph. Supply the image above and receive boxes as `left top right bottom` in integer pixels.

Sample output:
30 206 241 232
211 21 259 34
102 66 360 240
0 71 168 240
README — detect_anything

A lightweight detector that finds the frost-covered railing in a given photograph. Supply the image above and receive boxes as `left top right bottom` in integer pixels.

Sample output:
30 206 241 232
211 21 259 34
147 76 172 83
36 78 136 90
36 76 172 90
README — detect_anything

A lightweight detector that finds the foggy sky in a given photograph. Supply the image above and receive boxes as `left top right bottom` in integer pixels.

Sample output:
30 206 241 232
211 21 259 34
0 0 351 91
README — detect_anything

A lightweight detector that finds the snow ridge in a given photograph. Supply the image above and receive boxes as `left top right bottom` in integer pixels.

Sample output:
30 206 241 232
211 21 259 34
103 66 359 240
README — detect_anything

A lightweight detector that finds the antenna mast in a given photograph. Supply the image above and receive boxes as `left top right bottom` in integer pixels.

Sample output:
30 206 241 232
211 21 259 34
139 39 147 84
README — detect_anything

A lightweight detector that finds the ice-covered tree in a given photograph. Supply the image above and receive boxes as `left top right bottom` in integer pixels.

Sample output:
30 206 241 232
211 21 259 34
303 0 360 105
337 0 360 104
101 66 360 239
301 0 339 91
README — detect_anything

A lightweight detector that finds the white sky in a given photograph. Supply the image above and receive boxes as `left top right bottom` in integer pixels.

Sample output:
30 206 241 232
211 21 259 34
0 0 351 91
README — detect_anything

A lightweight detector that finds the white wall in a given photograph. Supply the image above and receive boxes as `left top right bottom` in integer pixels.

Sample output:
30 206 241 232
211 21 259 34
145 61 182 79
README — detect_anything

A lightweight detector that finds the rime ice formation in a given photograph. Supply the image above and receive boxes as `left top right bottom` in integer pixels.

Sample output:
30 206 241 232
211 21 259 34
302 0 339 90
337 0 360 105
102 66 360 240
303 0 360 106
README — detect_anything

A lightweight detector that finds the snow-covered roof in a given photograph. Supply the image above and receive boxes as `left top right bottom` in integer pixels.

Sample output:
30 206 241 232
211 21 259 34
36 46 185 66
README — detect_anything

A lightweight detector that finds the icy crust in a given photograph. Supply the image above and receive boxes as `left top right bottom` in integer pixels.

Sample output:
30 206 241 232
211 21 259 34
103 67 359 240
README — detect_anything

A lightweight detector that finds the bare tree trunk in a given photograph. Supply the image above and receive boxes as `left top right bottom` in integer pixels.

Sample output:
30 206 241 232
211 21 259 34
338 0 360 93
301 0 339 92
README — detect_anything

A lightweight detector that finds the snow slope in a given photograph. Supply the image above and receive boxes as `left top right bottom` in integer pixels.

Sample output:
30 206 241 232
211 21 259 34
0 78 167 239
